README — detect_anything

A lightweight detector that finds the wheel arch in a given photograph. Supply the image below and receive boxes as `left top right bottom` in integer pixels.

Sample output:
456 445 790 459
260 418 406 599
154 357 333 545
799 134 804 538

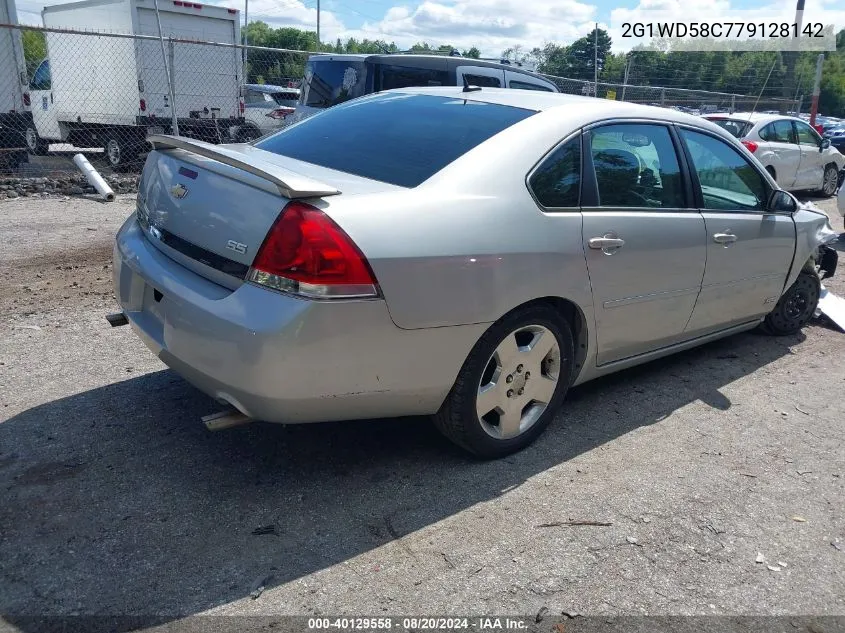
490 296 589 384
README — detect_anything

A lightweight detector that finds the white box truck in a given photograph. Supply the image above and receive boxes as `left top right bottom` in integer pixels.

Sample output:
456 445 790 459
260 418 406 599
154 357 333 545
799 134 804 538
0 0 30 168
26 0 242 168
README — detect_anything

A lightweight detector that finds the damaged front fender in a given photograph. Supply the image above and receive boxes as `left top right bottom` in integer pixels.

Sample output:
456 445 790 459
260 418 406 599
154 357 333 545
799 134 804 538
788 201 840 289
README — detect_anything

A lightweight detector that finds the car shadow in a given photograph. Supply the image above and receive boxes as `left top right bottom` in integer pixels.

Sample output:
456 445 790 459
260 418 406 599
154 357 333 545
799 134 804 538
0 328 805 628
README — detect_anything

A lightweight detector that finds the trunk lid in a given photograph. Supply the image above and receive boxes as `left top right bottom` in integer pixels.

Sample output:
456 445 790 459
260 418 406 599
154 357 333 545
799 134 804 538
137 136 398 286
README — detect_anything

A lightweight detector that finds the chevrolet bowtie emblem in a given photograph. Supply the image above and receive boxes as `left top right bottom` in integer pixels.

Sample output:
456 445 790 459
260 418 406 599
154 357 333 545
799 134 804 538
170 183 188 199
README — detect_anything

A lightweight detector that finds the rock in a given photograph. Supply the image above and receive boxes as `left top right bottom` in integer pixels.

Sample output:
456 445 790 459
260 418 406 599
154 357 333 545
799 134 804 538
6 191 18 198
755 552 765 564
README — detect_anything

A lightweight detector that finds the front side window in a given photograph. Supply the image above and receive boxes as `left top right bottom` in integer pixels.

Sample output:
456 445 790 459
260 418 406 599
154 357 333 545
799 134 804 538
30 60 50 91
589 123 684 208
529 137 580 208
793 121 822 148
378 65 449 90
680 128 768 211
256 93 535 188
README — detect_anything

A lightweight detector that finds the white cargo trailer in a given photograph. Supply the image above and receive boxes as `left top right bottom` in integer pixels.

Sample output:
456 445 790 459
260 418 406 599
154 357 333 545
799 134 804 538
0 0 30 167
27 0 242 168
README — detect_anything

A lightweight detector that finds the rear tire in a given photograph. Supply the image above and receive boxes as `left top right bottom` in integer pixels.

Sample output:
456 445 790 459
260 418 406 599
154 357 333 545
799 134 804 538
236 125 262 143
820 163 838 197
760 271 820 336
433 304 574 459
25 126 49 156
104 133 139 172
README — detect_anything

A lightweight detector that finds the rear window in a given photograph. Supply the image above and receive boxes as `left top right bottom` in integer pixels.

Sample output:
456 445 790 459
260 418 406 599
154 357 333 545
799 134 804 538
271 92 299 108
256 93 535 187
708 118 753 139
300 60 368 108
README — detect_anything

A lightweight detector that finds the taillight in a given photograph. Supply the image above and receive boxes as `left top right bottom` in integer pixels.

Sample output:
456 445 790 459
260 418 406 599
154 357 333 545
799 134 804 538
266 107 294 119
22 92 30 107
247 201 379 299
139 98 146 112
741 140 758 153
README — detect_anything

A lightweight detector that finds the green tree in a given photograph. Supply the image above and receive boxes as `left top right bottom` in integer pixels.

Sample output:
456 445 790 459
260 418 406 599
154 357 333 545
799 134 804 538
22 30 46 75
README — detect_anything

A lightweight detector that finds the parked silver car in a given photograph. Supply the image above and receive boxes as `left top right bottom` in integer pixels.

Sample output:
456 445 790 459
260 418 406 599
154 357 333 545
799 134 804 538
112 88 837 458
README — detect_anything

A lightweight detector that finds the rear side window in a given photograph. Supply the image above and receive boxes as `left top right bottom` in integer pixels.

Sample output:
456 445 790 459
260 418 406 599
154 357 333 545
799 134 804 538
379 65 449 90
529 138 580 208
300 60 368 108
510 80 553 92
465 74 501 87
709 118 752 139
589 124 685 208
760 120 795 143
256 94 535 188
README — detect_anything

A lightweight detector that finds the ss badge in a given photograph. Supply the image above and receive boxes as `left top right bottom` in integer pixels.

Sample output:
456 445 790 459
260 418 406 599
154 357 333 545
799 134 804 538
226 239 248 255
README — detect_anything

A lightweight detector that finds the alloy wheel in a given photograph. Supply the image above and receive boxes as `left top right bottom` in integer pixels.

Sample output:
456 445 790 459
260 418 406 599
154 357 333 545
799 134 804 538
476 324 561 440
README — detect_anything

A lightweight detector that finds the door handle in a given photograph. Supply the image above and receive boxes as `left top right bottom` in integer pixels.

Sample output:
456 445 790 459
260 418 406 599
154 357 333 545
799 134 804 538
713 232 738 245
588 233 625 255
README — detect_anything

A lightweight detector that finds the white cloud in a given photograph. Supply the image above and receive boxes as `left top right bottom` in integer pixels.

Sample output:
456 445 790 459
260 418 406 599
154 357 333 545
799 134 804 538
345 0 599 56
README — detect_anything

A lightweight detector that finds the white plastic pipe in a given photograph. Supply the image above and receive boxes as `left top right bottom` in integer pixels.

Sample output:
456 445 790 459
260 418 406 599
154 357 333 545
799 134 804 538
72 153 115 202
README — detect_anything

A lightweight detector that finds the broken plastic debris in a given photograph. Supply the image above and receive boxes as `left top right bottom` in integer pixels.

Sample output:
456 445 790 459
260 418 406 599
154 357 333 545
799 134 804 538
755 552 765 564
792 516 807 522
766 565 781 572
626 536 638 545
817 285 845 332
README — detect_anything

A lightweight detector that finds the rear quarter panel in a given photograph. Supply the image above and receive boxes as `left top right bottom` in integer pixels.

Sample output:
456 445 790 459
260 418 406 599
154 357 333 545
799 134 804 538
320 108 594 331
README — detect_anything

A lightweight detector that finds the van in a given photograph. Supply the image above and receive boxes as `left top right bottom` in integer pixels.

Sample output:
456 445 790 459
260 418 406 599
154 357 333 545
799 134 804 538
292 54 559 122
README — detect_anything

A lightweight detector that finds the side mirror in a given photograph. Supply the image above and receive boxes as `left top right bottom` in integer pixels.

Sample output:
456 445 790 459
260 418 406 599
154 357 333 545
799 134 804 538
822 138 831 150
768 189 798 214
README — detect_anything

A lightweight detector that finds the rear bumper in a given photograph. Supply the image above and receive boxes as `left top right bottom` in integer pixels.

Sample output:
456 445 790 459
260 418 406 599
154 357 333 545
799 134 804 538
113 216 484 423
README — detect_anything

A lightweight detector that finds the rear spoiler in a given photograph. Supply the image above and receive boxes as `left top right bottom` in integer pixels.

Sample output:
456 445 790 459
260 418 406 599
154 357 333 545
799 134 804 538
146 135 341 199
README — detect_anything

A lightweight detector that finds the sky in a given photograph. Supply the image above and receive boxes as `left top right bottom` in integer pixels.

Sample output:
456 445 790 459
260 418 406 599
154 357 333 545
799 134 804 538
13 0 845 56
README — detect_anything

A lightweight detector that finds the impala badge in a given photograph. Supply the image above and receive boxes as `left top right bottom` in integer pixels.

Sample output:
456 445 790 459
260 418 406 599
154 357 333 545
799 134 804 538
170 183 189 199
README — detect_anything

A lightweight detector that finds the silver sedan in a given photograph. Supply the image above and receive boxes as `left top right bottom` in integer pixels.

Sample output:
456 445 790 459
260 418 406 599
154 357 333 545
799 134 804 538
111 87 837 458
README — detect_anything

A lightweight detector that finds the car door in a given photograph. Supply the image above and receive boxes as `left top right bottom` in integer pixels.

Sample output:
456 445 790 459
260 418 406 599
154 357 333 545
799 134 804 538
792 120 825 189
581 122 707 365
757 120 800 189
678 127 796 335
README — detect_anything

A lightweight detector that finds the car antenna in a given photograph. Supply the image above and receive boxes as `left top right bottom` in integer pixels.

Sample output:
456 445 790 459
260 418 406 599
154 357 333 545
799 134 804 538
462 75 481 93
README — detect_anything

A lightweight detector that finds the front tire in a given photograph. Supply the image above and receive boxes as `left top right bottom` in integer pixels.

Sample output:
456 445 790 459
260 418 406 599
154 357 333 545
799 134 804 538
433 305 574 459
761 271 820 336
25 126 49 155
820 164 838 197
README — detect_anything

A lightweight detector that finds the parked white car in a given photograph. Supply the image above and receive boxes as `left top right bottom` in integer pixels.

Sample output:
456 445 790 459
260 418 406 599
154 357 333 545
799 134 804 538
231 84 300 142
704 112 845 197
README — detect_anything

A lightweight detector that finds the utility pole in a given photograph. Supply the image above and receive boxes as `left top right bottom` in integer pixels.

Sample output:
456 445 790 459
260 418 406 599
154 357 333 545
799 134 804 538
621 54 633 101
809 53 824 127
316 0 320 50
593 22 598 95
782 0 805 110
152 0 178 135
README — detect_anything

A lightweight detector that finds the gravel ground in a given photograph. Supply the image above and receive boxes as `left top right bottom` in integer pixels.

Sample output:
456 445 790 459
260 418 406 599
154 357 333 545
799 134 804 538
1 195 844 623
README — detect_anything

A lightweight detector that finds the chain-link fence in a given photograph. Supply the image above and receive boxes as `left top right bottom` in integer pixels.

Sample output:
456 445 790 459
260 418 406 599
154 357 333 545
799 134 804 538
540 74 801 115
0 22 806 179
0 22 310 177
